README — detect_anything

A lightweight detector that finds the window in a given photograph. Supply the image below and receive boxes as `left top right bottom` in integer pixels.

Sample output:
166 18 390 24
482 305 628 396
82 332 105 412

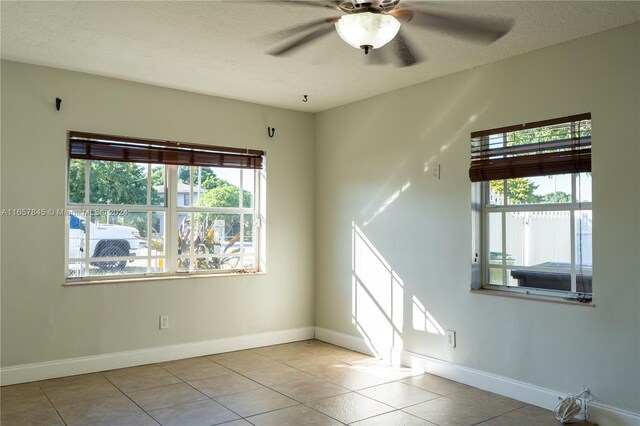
470 114 592 301
66 131 264 282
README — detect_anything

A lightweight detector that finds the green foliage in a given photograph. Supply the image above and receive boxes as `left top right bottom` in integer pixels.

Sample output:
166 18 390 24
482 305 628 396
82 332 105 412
89 161 148 205
68 160 85 203
178 167 226 190
507 118 591 147
196 185 252 209
490 178 542 204
542 191 571 203
151 166 165 187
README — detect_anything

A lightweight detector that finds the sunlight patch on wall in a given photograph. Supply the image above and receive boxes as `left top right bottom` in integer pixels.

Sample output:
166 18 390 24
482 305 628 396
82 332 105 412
352 222 403 361
412 295 445 335
363 181 411 226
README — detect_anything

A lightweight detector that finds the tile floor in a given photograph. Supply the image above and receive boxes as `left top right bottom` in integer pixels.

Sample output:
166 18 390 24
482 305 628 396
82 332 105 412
1 340 570 426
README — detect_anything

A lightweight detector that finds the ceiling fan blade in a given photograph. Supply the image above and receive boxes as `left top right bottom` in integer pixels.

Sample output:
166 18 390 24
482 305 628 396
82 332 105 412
390 8 513 43
268 24 336 56
270 17 340 42
279 0 343 11
392 30 422 67
367 49 388 66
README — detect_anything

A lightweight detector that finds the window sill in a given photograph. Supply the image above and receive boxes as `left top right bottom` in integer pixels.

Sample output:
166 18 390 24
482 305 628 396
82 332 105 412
470 288 595 307
64 271 265 286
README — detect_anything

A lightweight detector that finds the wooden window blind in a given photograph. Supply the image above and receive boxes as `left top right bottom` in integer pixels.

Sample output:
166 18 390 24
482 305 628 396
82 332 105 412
469 113 591 182
68 131 264 169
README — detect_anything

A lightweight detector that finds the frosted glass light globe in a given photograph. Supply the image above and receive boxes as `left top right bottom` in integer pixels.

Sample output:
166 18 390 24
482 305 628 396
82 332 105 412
335 12 401 52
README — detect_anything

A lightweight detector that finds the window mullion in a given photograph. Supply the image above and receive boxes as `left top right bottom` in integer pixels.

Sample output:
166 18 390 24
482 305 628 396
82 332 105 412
189 168 195 271
83 160 91 277
146 164 152 273
255 168 261 270
167 165 178 274
570 173 577 293
84 160 90 204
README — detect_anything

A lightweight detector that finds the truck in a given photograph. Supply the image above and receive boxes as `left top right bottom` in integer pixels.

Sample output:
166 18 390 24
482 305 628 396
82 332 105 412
69 214 141 271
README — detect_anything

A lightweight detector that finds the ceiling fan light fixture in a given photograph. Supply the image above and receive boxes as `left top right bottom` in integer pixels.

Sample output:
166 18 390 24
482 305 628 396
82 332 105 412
335 12 401 53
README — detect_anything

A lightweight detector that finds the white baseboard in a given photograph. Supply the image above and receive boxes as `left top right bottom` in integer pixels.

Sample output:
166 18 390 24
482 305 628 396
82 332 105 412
314 327 375 356
589 403 640 426
401 349 562 409
1 326 315 386
316 327 639 426
402 349 640 426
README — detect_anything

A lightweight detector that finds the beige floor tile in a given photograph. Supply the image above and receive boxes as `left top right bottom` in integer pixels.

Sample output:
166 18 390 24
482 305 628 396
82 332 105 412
402 373 470 395
0 406 65 426
149 399 239 426
350 360 422 381
188 373 263 398
105 365 182 392
351 409 437 425
103 364 162 378
306 392 393 424
218 420 253 426
318 368 391 391
39 372 106 389
247 404 342 425
56 394 144 426
0 342 544 426
271 377 350 402
286 339 339 354
285 356 351 375
402 395 512 426
160 361 232 382
157 356 213 368
477 404 569 426
126 382 208 411
213 355 284 373
0 382 41 394
0 384 53 414
255 341 328 358
259 348 324 363
243 364 314 386
85 412 160 425
327 348 376 364
214 387 298 417
445 388 527 412
44 376 123 406
357 381 440 408
208 349 263 361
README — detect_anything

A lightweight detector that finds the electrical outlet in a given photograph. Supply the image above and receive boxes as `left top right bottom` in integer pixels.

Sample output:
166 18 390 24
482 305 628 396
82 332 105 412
447 330 456 348
159 315 169 329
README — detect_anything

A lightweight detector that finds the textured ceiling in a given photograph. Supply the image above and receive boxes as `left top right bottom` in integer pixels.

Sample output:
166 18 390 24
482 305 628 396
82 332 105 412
1 1 639 112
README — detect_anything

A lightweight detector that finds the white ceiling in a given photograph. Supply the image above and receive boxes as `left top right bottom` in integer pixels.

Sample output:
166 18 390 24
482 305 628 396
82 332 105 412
2 1 639 112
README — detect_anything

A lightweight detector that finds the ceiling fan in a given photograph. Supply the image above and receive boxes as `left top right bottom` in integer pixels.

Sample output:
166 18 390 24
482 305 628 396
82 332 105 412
268 0 513 67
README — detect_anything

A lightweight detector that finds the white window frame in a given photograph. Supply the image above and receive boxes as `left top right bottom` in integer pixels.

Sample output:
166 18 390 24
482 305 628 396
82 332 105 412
65 161 262 284
473 174 592 300
173 166 259 274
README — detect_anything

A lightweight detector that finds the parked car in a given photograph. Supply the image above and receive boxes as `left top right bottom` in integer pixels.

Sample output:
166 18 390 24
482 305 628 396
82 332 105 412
69 214 141 271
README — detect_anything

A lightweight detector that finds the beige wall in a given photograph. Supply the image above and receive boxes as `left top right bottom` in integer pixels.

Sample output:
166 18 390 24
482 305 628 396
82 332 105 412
315 23 639 412
0 61 316 365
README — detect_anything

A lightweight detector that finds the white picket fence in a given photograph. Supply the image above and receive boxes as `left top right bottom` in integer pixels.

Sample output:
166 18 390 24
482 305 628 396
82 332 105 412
489 211 592 266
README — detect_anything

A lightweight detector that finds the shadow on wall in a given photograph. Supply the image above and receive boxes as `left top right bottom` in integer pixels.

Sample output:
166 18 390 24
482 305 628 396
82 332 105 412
351 222 445 363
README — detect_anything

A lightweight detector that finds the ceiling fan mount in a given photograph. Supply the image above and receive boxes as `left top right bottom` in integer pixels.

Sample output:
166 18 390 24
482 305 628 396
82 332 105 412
336 0 400 14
